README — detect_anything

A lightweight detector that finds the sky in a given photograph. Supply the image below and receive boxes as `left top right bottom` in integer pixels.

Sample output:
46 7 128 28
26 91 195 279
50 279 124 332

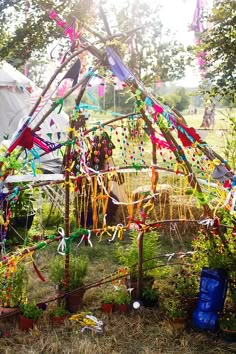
160 0 201 87
152 0 212 87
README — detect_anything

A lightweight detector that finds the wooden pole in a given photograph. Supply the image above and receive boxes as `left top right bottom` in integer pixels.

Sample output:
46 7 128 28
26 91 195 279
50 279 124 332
137 230 144 299
99 5 112 36
63 116 73 291
63 70 95 291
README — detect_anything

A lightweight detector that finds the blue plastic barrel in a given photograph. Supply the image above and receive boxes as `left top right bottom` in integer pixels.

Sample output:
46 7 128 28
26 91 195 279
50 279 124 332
192 268 228 330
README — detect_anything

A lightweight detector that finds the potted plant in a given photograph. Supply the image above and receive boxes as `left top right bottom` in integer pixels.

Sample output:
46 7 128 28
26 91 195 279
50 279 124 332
19 303 43 331
0 264 28 316
219 309 236 342
163 297 188 330
113 287 130 314
116 231 159 298
49 254 88 313
141 287 159 308
49 305 70 326
173 267 199 316
10 189 36 230
101 289 114 314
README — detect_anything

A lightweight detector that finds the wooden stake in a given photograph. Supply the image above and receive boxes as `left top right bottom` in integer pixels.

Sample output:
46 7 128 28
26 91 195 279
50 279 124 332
63 71 95 291
137 230 144 299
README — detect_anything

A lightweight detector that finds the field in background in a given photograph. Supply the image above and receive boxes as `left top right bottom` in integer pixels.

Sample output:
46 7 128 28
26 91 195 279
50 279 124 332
85 108 234 166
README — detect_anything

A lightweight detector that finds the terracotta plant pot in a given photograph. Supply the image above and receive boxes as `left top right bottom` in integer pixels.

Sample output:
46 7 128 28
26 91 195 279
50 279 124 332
50 315 69 326
115 304 129 314
19 314 36 331
101 303 114 314
181 296 198 318
221 328 236 343
65 288 86 313
169 317 188 330
0 307 19 323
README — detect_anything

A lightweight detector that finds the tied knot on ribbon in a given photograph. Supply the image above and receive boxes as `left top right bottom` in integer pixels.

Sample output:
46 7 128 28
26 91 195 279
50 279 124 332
109 224 124 242
166 253 175 264
77 230 93 248
57 227 69 255
198 218 214 228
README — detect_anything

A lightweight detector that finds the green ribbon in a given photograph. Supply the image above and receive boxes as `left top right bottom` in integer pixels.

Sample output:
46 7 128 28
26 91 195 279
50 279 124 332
133 163 142 171
36 229 89 251
52 98 64 114
157 115 169 132
194 191 214 208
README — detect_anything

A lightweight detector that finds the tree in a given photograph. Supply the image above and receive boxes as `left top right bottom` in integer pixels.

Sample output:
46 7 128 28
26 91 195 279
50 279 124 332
114 0 187 84
164 87 190 112
0 0 188 88
196 0 236 101
0 0 94 66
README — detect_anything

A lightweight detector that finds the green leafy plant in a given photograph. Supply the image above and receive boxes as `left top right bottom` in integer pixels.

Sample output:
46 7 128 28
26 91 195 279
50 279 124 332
0 264 28 308
102 289 115 304
10 189 35 218
116 230 159 280
192 210 236 272
163 297 187 319
49 255 88 291
114 287 130 305
142 287 159 302
20 303 43 320
0 148 23 177
219 310 236 331
49 306 69 318
174 267 199 298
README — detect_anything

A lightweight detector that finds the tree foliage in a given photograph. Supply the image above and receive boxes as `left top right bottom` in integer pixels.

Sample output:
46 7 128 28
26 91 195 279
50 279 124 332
114 0 187 84
163 87 190 112
0 0 94 65
0 0 188 87
197 0 236 101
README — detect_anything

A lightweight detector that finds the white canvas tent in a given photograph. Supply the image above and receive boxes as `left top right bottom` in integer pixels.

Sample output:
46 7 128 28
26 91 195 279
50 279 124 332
0 62 69 173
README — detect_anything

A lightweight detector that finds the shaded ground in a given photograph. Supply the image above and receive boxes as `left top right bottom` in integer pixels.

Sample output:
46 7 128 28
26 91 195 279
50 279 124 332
0 306 235 354
1 233 236 354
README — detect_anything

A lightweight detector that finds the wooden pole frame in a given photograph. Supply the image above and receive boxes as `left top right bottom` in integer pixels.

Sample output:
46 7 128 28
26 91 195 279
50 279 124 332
63 68 98 291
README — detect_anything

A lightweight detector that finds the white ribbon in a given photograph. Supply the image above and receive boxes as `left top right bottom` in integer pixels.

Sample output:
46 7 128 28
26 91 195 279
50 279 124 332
77 230 93 248
80 314 103 334
197 218 214 228
103 214 107 227
166 253 175 263
57 227 69 256
109 223 123 242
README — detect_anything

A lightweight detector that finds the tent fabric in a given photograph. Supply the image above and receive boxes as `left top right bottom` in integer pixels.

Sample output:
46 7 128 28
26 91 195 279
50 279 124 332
0 87 31 141
0 62 32 88
0 62 69 173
